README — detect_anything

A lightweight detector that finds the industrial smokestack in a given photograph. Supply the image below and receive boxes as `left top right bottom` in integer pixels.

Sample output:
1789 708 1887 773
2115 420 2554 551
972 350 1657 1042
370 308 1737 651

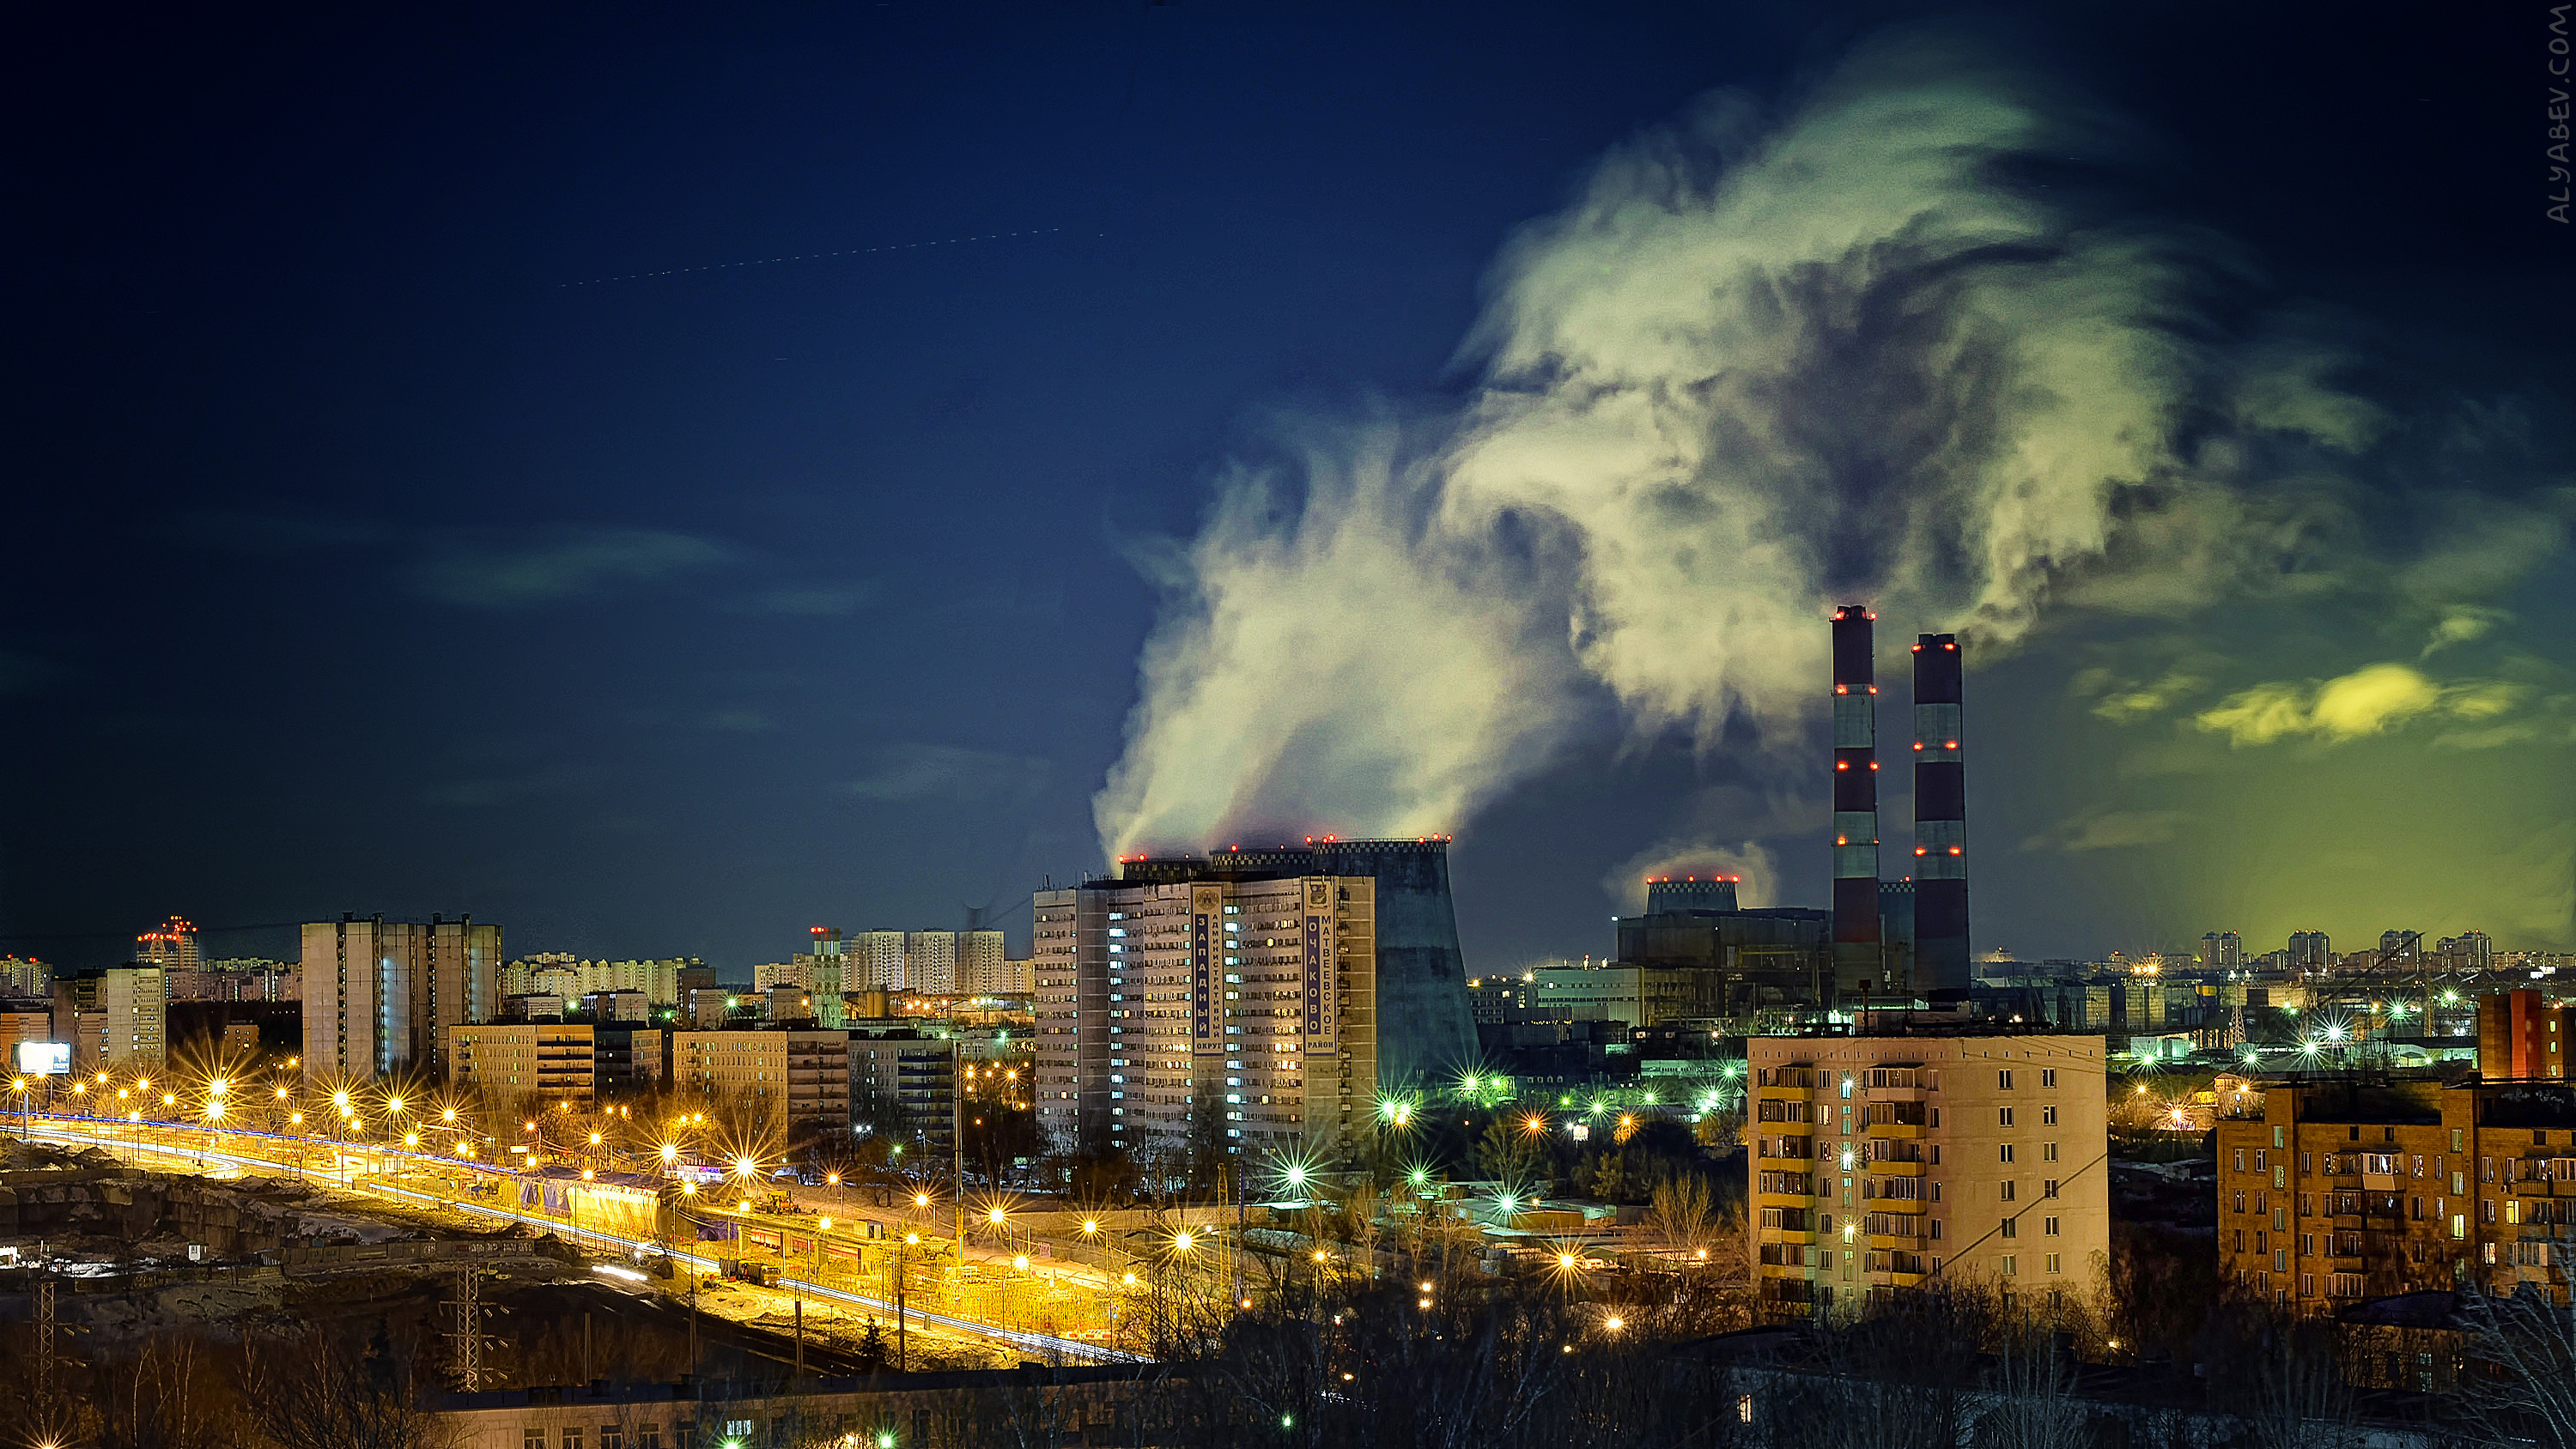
1912 633 1970 1000
1830 606 1881 995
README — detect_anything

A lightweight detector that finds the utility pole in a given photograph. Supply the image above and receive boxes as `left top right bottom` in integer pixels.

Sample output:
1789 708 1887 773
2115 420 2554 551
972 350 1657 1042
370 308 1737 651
793 1298 805 1385
951 1034 965 1258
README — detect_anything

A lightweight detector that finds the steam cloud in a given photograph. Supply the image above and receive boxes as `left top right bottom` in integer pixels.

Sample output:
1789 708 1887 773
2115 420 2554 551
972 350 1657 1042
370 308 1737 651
1095 34 2391 862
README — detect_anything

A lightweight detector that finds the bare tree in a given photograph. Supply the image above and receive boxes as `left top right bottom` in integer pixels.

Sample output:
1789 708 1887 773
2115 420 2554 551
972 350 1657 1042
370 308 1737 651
244 1325 457 1449
1646 1174 1720 1258
2456 1234 2576 1449
1974 1317 2087 1449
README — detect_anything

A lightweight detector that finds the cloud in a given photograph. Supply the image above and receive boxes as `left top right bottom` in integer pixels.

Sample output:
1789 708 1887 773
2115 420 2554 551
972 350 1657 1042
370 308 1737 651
1601 838 1783 912
186 511 748 610
2423 604 2509 657
2020 809 2191 852
2428 723 2543 752
2194 663 2529 746
407 527 740 609
1095 30 2400 860
2085 669 2208 723
845 743 1052 803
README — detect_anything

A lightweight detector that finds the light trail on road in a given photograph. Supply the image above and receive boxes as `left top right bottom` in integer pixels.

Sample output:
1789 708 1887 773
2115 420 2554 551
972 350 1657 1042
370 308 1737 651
13 1115 1141 1365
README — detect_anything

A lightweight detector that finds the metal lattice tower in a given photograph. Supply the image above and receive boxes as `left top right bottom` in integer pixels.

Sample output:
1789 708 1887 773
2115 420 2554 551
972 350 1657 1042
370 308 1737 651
34 1276 55 1405
447 1265 484 1391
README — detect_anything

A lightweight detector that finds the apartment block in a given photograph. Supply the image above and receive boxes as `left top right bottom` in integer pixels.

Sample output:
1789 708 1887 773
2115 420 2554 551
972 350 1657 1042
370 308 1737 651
1032 870 1376 1163
2215 1073 2576 1308
1748 1026 2110 1320
849 1030 957 1146
671 1029 851 1143
853 931 907 990
905 932 958 995
52 967 168 1071
453 1022 596 1106
301 915 501 1082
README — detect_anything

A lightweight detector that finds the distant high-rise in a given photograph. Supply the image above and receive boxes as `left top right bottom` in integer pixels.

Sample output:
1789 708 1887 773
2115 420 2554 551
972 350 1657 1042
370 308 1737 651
1120 838 1475 1084
957 929 1005 993
1032 869 1376 1161
2287 931 2332 968
53 966 167 1070
301 915 500 1082
2202 931 2243 971
136 916 200 973
1911 633 1970 1001
904 931 958 994
853 931 907 990
1829 607 1883 996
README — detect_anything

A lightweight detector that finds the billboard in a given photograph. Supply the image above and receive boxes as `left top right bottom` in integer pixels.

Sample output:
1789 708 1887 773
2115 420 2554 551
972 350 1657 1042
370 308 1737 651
14 1042 71 1076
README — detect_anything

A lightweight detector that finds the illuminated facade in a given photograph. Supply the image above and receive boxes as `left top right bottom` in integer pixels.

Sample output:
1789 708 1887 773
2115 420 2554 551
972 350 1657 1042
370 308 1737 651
135 916 201 972
300 915 501 1082
452 1022 595 1106
1749 1028 2110 1320
2215 1073 2576 1308
672 1028 851 1141
1033 871 1377 1163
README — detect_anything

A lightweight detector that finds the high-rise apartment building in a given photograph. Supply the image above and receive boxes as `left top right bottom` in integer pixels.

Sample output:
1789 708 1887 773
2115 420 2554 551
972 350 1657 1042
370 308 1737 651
1032 870 1376 1163
2287 931 2332 968
452 1022 596 1106
301 915 501 1082
853 931 907 990
2202 931 2243 971
0 956 51 997
52 967 167 1070
957 930 1005 995
136 916 201 973
671 1028 851 1143
2215 1070 2576 1309
1748 1025 2110 1321
904 931 958 995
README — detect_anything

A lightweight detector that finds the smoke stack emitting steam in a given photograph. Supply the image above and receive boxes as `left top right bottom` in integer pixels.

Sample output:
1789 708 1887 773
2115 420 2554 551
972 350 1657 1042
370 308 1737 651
1094 34 2394 894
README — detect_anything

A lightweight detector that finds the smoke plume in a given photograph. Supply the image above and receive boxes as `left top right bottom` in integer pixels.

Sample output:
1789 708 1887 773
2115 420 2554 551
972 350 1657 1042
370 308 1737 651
1095 33 2380 861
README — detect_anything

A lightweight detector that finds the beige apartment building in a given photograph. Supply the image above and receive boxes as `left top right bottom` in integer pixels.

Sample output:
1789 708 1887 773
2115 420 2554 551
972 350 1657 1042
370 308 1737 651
1033 870 1376 1165
672 1028 851 1143
452 1022 597 1107
1748 1025 2110 1320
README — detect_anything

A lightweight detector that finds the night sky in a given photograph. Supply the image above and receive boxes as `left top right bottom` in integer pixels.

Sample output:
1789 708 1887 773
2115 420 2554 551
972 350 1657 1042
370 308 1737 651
7 4 2569 975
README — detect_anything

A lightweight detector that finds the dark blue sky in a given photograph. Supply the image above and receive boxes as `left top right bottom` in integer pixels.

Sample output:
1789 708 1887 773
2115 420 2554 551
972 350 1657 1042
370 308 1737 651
6 3 2567 974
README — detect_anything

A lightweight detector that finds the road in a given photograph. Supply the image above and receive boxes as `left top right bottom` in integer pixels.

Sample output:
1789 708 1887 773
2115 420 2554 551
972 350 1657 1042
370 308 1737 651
9 1112 1145 1365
